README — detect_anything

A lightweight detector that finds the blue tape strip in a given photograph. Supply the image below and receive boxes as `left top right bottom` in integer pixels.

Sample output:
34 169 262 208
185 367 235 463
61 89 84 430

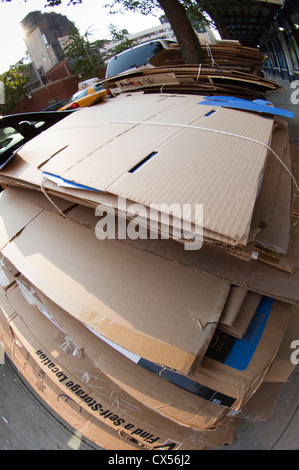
42 172 101 192
224 296 274 371
198 97 294 119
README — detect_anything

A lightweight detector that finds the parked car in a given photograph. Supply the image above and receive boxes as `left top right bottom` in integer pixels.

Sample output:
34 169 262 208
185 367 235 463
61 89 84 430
105 39 177 78
58 84 108 111
42 100 69 111
78 77 101 90
0 110 73 170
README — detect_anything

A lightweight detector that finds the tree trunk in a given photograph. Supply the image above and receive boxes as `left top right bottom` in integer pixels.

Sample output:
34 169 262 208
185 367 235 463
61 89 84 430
157 0 206 64
196 0 232 40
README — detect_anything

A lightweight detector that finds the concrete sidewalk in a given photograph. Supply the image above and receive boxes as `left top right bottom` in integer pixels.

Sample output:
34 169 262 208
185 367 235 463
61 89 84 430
0 75 298 451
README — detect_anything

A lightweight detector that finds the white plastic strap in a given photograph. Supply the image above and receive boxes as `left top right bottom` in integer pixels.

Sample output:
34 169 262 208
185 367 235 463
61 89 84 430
40 177 67 218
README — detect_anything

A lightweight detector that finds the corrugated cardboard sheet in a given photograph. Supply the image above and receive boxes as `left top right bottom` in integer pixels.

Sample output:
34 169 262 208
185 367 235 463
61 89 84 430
0 189 230 375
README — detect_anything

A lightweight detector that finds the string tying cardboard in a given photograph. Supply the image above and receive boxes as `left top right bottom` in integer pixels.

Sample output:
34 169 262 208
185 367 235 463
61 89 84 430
59 119 298 195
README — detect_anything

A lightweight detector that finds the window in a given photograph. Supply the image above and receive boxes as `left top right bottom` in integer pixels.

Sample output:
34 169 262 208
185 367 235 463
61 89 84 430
69 89 88 102
0 127 23 157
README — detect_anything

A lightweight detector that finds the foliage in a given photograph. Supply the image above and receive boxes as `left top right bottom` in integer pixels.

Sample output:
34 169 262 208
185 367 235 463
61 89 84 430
107 24 138 56
0 59 29 114
62 22 104 76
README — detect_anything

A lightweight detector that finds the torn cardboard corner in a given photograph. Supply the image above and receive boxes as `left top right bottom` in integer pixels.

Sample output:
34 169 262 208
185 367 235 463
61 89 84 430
0 189 231 375
237 381 284 422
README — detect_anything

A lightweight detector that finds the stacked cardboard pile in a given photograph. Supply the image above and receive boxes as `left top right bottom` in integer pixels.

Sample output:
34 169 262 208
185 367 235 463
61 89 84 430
0 88 298 450
101 65 280 100
149 40 267 75
100 42 280 100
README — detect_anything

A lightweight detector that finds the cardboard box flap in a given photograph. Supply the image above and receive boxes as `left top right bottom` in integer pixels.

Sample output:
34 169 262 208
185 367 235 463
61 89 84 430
219 291 263 338
38 94 212 191
0 191 230 374
0 189 43 250
219 285 248 326
122 233 299 304
255 137 292 254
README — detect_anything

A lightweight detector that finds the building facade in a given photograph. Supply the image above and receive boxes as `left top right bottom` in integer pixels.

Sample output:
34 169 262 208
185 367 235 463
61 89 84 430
21 11 73 77
102 20 217 59
260 0 299 80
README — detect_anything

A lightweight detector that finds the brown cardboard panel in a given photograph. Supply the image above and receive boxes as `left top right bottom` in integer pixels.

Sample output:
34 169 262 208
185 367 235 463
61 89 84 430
219 292 263 338
238 381 284 422
0 285 240 445
0 192 230 374
219 285 248 327
256 119 289 227
255 215 299 274
5 186 75 214
104 107 273 247
255 137 292 255
0 190 43 250
121 234 299 304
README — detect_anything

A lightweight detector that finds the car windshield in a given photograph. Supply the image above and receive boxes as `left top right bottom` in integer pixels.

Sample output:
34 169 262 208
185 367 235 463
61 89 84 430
106 41 165 77
93 83 105 92
0 112 72 170
0 126 23 157
70 89 88 102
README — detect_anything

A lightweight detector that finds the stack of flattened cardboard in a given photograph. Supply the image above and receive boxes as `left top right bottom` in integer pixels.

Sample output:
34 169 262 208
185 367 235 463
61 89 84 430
100 41 279 100
101 66 280 100
149 40 267 75
0 87 298 449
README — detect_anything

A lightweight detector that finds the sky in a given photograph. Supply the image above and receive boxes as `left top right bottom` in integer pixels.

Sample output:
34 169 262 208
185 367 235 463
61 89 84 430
0 0 162 74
